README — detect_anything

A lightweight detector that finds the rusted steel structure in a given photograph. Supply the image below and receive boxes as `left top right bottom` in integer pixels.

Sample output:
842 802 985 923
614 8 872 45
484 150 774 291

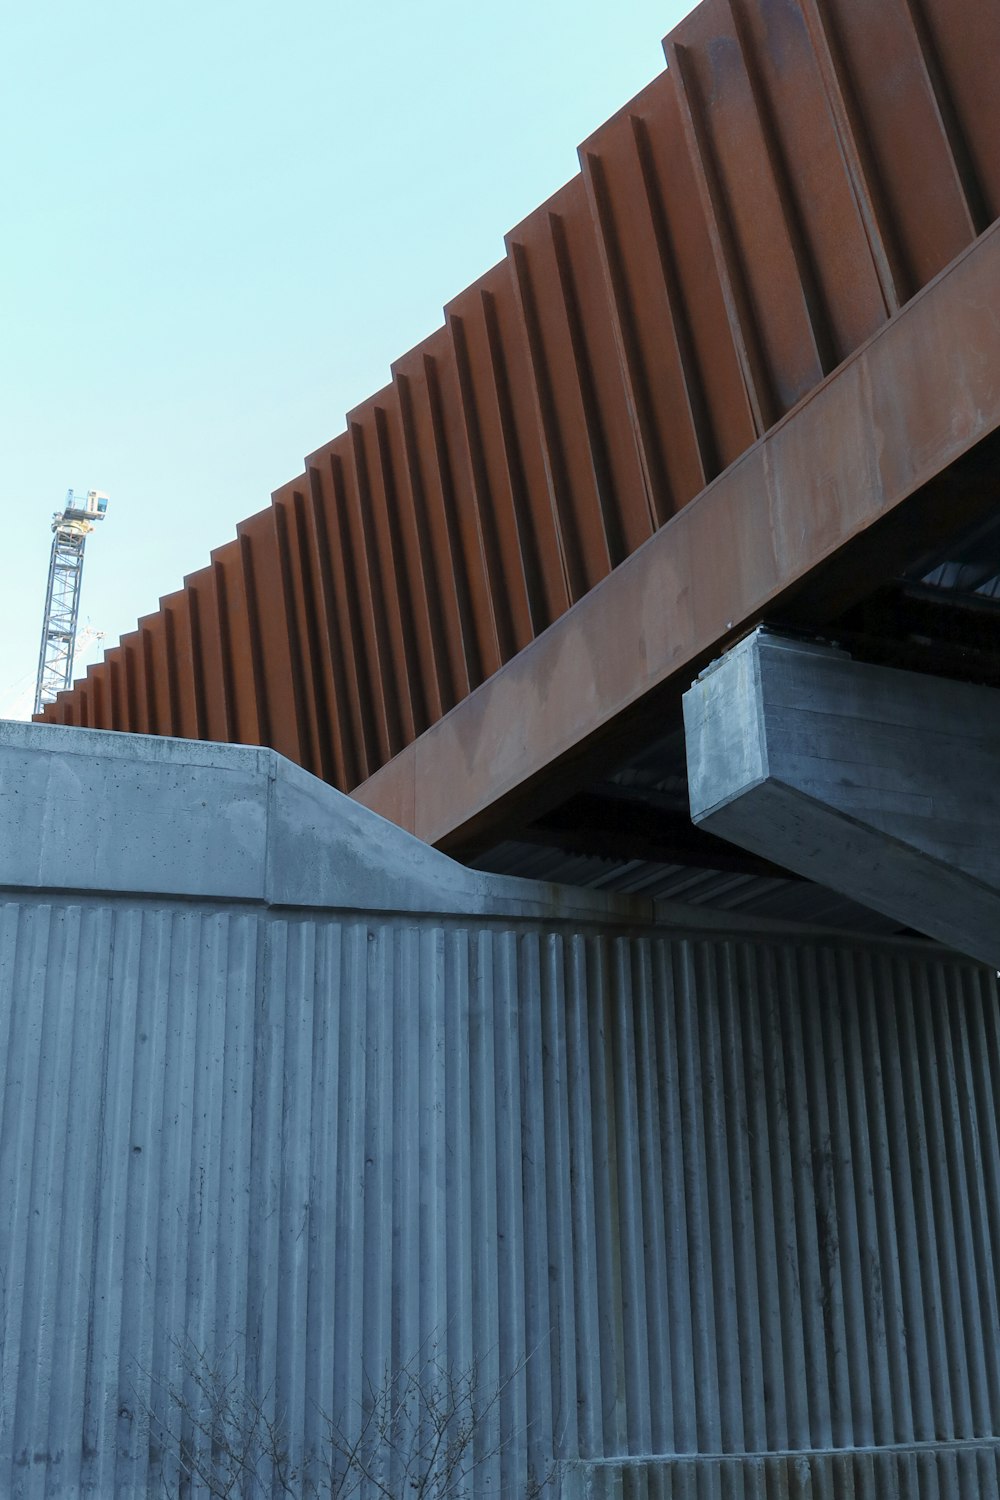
37 0 1000 867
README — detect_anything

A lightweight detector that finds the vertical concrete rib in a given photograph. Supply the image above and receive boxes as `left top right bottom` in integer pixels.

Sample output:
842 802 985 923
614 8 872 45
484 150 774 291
516 930 554 1485
966 967 1000 1422
304 920 342 1474
332 923 368 1442
798 945 851 1449
587 936 626 1457
544 932 580 1460
392 925 420 1405
655 936 696 1457
13 907 76 1500
698 941 742 1456
442 927 473 1398
613 936 651 1456
949 959 1000 1435
359 919 392 1446
43 907 113 1497
926 958 985 1435
838 949 891 1446
719 942 763 1456
113 908 172 1495
490 930 528 1498
631 939 670 1455
276 919 316 1478
777 944 831 1449
469 928 501 1491
418 929 446 1378
675 940 722 1455
247 916 286 1456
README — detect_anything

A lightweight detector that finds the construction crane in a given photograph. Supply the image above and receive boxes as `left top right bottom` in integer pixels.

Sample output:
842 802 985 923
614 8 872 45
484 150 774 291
33 489 110 716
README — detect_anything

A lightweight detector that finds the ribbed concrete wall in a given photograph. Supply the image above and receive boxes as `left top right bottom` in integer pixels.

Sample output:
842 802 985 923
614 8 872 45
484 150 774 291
3 724 1000 1496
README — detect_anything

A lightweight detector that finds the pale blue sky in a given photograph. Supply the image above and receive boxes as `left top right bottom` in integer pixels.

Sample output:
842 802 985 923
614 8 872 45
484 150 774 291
1 0 694 718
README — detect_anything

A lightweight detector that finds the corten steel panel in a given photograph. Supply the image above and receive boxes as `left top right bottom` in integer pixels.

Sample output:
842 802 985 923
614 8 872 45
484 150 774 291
74 678 92 728
448 276 547 653
79 667 96 726
65 680 82 726
307 435 394 779
639 69 759 474
209 534 263 748
90 668 108 727
106 647 124 726
65 678 84 726
270 478 333 780
142 613 171 736
235 505 305 765
142 624 162 734
363 387 447 730
304 448 375 785
507 177 655 592
332 423 404 765
36 0 1000 817
343 406 419 756
420 325 506 684
296 466 360 790
581 85 714 521
161 588 200 741
800 0 980 302
389 338 489 706
184 561 229 743
672 0 890 371
119 630 146 735
356 225 1000 849
668 3 825 425
916 0 1000 229
451 263 560 659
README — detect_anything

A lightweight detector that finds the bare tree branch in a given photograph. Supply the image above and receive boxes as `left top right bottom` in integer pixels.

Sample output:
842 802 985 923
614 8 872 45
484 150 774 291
134 1331 552 1498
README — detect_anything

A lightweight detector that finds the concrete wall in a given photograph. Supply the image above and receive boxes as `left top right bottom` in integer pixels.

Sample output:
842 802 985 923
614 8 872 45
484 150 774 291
3 724 1000 1497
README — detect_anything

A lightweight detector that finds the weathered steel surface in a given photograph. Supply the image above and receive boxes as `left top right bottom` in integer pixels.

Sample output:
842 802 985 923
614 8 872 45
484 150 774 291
37 0 1000 830
355 223 1000 848
4 724 1000 1496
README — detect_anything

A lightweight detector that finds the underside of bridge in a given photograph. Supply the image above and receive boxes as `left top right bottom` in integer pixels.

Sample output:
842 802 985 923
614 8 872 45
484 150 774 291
461 433 1000 953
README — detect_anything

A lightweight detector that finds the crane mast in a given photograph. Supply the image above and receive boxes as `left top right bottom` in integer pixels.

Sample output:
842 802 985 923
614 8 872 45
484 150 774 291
33 489 109 716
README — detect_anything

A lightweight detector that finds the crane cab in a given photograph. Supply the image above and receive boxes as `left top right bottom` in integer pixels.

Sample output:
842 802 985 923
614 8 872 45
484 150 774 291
61 489 109 524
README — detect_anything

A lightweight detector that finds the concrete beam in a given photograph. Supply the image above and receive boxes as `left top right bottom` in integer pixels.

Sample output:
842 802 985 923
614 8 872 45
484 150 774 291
683 628 1000 967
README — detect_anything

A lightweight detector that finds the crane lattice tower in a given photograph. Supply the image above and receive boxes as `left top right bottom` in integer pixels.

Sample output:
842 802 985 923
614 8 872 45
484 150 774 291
34 490 109 716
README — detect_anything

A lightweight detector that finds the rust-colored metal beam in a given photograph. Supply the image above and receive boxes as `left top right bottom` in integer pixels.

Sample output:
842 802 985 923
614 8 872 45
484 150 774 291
352 223 1000 849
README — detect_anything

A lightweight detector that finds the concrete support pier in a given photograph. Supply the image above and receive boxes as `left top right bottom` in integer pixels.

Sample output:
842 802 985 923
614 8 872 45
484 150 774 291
684 627 1000 967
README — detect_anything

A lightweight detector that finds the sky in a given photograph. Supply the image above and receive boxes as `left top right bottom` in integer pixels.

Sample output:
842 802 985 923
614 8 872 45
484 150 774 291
1 0 695 720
